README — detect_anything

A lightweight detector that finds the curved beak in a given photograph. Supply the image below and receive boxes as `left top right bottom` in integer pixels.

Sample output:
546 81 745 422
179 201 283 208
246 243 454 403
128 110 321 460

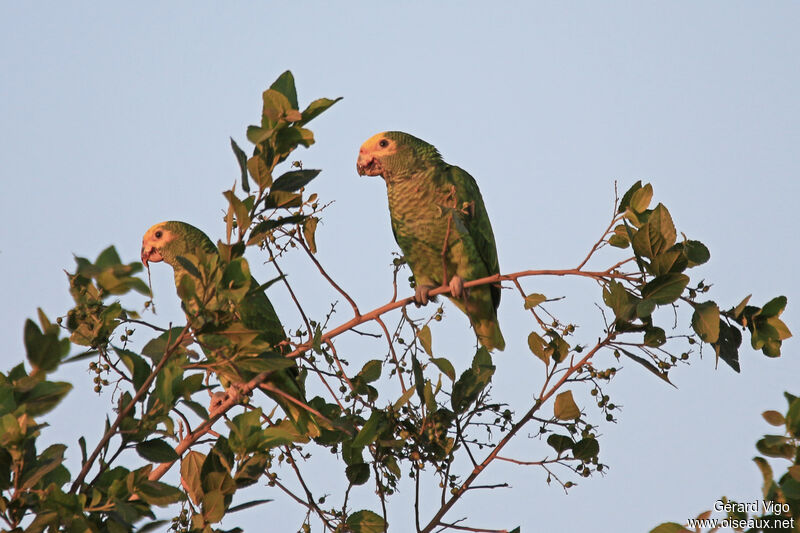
141 246 162 267
356 150 381 177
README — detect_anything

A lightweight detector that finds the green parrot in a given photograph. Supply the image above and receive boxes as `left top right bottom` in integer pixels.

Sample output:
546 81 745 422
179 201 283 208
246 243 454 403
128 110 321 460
356 131 505 352
141 220 318 435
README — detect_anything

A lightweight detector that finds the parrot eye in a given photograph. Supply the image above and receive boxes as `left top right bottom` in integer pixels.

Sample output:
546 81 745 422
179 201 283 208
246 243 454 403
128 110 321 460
379 139 389 148
155 231 163 239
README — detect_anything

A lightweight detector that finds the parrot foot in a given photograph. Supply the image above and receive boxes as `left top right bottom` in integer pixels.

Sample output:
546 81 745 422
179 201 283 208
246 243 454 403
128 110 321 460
209 391 227 416
413 285 437 307
209 384 246 417
448 275 465 299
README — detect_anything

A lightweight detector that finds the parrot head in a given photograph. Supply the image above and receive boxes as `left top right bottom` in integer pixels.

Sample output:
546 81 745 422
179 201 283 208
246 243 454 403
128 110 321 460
141 220 215 269
141 222 177 268
357 131 440 180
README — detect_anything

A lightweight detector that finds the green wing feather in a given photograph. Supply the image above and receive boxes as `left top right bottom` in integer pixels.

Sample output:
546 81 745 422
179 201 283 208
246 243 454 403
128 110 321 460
446 165 501 310
163 221 318 436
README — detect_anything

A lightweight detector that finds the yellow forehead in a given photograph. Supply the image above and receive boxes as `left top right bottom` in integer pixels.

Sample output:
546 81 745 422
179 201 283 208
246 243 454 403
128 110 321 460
361 132 397 154
143 222 174 242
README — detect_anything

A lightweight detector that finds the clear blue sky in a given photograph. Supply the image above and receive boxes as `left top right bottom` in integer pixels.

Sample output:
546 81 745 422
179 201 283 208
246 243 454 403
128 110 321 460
1 3 798 532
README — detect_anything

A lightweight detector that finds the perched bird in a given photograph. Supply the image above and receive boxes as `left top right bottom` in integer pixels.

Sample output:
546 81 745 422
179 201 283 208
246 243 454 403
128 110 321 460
356 132 505 351
141 220 317 434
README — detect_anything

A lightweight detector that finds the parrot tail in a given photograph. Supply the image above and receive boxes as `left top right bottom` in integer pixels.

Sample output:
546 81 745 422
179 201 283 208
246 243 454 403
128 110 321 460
474 318 505 352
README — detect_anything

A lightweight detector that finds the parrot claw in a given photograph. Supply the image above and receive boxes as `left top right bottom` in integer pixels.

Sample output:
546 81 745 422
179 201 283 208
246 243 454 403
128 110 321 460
209 385 246 417
413 285 436 307
448 275 465 299
209 391 228 416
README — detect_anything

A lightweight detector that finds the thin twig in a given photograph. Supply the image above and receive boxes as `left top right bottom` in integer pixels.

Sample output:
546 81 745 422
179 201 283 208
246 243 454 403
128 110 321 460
70 325 190 493
147 267 628 483
296 235 361 317
419 331 616 532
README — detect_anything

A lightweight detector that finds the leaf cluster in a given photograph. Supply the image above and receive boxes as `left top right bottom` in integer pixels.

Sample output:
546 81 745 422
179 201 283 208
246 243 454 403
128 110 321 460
2 73 793 533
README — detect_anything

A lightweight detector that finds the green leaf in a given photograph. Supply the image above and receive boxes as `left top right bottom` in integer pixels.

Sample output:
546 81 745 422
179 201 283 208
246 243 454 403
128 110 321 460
603 280 636 320
760 296 787 318
755 435 795 459
141 328 185 360
116 348 150 391
731 295 752 319
451 348 495 414
423 380 436 414
412 354 425 406
248 215 307 245
608 234 630 248
713 321 742 372
636 299 656 318
298 96 343 126
246 125 274 145
181 399 209 421
546 434 574 454
260 423 300 448
632 204 676 258
271 169 321 191
649 250 687 276
269 70 298 110
236 353 296 374
274 125 315 155
618 180 643 214
554 390 580 420
648 203 676 251
393 387 416 410
641 273 689 305
524 293 546 309
617 347 674 386
261 88 293 123
234 453 269 488
345 510 387 533
572 438 599 460
643 327 666 347
0 384 14 418
22 380 72 416
95 246 122 268
671 240 710 267
781 476 800 500
353 410 385 448
527 331 549 365
345 463 371 486
753 456 774 499
629 183 653 213
228 498 273 513
357 360 383 384
418 325 433 356
786 397 800 438
20 444 66 490
691 302 720 343
263 190 303 209
223 190 251 236
135 479 184 506
202 489 226 523
247 154 273 189
303 217 319 254
227 409 266 452
230 138 249 193
136 439 179 463
430 357 455 381
181 451 205 505
24 319 64 373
